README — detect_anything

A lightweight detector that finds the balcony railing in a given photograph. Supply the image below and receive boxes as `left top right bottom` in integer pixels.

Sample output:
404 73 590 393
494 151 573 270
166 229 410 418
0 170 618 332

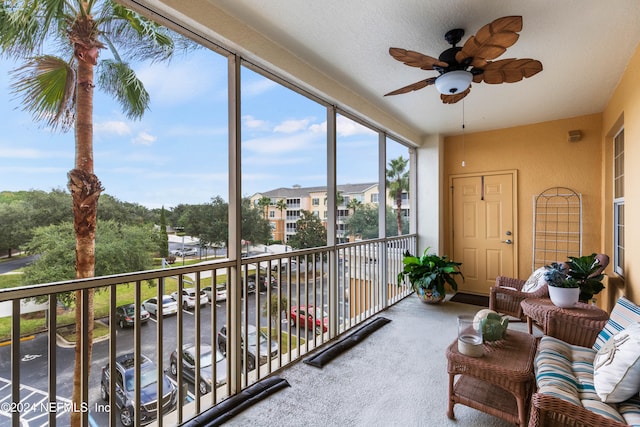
0 235 415 426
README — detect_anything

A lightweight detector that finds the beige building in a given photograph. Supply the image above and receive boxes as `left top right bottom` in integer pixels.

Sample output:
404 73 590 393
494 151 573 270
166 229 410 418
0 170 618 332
251 183 409 243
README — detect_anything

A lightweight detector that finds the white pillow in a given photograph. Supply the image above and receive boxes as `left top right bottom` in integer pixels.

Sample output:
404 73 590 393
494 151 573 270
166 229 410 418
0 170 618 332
593 322 640 402
522 267 547 293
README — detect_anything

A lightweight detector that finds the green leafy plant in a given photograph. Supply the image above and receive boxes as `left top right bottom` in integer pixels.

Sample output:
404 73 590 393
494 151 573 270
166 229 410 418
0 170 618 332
544 253 605 301
543 262 576 288
398 248 463 298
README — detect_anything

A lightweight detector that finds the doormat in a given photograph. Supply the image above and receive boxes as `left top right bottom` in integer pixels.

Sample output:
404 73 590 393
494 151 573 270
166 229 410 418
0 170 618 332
450 293 489 307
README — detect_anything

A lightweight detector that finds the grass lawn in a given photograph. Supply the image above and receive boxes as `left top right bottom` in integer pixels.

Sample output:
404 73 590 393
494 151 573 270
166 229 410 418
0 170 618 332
0 258 237 342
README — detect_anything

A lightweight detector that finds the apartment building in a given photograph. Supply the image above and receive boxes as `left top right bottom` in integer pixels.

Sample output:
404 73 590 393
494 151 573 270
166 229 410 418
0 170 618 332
251 182 409 243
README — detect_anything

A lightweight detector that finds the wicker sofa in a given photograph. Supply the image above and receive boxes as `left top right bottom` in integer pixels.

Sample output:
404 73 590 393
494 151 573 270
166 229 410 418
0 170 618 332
529 296 640 427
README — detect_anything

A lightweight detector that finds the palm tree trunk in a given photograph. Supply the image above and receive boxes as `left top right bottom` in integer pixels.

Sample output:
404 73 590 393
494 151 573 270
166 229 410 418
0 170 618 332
396 193 402 236
69 36 103 427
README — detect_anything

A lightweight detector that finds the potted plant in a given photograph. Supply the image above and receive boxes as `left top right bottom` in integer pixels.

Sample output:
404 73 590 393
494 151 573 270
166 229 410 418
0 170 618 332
566 253 606 302
544 253 606 307
398 248 463 303
544 262 579 308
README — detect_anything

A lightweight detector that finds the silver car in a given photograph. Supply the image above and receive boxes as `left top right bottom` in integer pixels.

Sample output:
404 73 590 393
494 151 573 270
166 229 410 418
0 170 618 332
141 295 179 316
169 344 227 394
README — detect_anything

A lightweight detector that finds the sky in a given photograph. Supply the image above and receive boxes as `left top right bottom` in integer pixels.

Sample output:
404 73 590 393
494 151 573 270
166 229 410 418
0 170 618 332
0 48 409 210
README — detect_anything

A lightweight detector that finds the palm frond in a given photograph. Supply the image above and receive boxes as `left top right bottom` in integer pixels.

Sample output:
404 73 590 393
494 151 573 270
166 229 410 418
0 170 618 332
97 59 149 120
0 1 48 57
10 55 76 131
99 2 196 64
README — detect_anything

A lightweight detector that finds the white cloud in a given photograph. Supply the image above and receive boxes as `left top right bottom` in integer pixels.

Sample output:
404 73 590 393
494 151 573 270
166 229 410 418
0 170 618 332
310 117 377 137
243 115 270 130
0 146 71 159
274 119 310 133
135 58 220 106
94 120 132 136
243 132 318 154
242 78 277 96
132 131 157 146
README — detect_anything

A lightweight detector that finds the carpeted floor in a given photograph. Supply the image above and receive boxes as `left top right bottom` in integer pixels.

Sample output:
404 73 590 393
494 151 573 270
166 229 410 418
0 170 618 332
222 294 541 427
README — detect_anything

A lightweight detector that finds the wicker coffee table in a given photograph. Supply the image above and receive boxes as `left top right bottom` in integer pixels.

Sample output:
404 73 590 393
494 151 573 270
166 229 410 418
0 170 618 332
446 329 537 426
520 297 609 347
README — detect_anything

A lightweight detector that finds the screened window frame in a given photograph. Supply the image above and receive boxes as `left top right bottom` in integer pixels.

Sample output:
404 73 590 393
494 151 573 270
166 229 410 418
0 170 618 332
613 127 625 276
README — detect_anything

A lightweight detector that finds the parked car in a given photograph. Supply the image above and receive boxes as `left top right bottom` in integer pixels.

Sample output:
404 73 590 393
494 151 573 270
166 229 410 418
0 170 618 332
169 344 227 394
171 288 208 310
216 324 278 371
100 353 177 426
203 284 227 302
175 247 198 257
290 305 329 335
141 295 178 317
115 304 150 329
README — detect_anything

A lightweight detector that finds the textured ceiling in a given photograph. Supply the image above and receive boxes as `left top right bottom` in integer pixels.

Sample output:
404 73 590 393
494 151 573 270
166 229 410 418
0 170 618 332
136 0 640 138
211 0 640 137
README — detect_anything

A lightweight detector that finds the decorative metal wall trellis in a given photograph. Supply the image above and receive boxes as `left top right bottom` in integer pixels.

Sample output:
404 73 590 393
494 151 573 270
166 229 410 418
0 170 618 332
532 187 582 271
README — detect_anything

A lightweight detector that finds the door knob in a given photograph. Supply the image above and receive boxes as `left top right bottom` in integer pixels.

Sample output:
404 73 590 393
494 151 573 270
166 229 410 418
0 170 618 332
502 239 512 244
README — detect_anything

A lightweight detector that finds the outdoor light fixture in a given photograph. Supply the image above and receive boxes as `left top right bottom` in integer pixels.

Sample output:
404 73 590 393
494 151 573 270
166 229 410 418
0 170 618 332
435 70 473 95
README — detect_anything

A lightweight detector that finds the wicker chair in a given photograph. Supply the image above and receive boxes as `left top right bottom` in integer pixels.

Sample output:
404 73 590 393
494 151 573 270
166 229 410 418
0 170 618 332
489 276 549 321
489 253 610 321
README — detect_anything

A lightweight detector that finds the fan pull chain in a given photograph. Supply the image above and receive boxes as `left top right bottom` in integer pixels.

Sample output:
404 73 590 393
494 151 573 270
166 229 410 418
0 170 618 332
461 99 466 167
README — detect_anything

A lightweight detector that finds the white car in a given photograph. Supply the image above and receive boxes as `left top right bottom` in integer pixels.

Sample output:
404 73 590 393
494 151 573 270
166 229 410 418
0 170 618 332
203 284 227 302
175 247 198 257
171 288 208 310
141 295 179 317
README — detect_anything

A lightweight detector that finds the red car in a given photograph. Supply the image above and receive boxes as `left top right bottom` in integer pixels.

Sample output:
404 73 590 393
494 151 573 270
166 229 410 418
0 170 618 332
289 305 329 335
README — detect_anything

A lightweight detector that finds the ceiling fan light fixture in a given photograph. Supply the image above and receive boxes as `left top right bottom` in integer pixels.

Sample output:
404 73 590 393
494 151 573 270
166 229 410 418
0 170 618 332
435 70 473 95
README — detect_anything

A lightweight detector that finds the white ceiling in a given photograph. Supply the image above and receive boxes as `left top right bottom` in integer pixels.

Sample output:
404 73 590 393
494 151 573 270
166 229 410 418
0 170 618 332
145 1 640 138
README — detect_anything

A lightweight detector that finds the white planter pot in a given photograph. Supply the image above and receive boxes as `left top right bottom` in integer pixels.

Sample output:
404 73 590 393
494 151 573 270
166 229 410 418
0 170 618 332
548 286 580 308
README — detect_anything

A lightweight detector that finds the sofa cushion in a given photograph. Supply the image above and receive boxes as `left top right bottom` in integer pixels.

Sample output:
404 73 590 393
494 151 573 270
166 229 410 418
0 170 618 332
593 296 640 351
522 267 547 293
618 395 640 426
536 336 600 401
594 322 640 403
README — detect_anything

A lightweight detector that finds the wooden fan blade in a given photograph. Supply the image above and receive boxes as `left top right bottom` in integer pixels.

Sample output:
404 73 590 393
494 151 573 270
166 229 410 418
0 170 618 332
476 58 543 84
441 87 470 104
456 16 523 63
389 47 448 70
384 77 437 96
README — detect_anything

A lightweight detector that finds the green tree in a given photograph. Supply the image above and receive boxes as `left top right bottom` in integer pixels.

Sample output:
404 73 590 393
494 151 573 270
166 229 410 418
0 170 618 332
347 198 362 214
275 199 287 218
0 2 193 421
257 196 271 219
346 204 378 240
23 221 157 304
288 210 327 249
242 198 272 245
386 156 409 236
262 294 288 331
347 204 408 240
0 202 30 257
159 206 169 258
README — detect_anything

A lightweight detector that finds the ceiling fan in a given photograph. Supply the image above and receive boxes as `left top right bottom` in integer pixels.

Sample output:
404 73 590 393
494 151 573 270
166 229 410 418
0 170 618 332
384 16 543 104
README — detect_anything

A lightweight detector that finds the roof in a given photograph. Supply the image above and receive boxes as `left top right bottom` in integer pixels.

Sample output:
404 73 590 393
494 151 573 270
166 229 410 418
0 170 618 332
254 182 378 199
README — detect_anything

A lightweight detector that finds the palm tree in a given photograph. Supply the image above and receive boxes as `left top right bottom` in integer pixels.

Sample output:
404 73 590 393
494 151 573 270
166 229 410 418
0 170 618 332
386 156 409 236
347 198 362 214
275 199 287 241
1 2 193 424
258 196 272 219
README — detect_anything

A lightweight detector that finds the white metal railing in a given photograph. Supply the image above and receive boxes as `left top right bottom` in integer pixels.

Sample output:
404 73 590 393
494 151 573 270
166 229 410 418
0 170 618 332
0 235 415 426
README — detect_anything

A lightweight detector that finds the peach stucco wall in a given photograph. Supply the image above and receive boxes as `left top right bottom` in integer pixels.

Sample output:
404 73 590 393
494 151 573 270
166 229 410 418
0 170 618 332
442 42 640 308
443 114 603 284
601 43 640 306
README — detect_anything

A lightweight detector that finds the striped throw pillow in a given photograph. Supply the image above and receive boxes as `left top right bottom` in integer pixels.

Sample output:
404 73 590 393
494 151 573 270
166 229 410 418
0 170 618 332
593 296 640 351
